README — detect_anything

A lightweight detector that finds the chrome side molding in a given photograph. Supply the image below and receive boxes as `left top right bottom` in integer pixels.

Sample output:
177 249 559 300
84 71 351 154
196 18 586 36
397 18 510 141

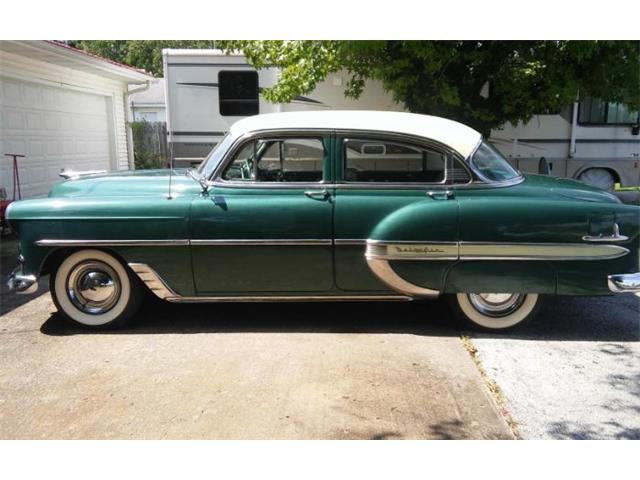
607 273 640 293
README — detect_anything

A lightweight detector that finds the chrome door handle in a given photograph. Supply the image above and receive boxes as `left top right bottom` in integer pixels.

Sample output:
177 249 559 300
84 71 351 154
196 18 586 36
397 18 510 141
304 189 330 200
427 190 455 200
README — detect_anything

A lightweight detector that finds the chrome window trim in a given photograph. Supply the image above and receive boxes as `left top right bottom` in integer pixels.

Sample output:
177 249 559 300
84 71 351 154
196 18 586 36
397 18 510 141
466 138 525 184
210 128 334 183
341 136 450 186
207 128 529 190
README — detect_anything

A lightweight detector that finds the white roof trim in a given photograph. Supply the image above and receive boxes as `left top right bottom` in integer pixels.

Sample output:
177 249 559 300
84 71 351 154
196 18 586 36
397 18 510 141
230 111 483 158
0 41 154 83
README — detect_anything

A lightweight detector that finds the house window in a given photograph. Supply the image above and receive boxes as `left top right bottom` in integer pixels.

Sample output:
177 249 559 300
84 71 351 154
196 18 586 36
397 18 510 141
218 70 259 116
343 139 449 183
578 98 639 125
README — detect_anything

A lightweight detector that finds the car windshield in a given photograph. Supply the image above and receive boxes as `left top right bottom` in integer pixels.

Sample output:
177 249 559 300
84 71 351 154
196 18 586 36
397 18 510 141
470 141 521 182
197 133 234 178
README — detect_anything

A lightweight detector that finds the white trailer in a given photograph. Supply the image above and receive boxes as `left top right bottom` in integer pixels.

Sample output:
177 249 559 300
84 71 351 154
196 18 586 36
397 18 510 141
163 49 402 167
490 100 640 191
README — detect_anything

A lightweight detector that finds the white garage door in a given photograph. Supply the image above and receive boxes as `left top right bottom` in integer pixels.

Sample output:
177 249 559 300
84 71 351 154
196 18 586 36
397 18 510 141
0 77 114 198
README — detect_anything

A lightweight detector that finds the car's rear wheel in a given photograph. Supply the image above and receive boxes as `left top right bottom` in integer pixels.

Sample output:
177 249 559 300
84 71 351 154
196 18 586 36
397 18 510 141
50 249 142 329
448 292 541 331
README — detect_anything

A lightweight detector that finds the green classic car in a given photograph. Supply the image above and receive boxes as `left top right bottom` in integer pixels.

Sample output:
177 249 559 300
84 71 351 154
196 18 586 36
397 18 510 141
6 111 640 331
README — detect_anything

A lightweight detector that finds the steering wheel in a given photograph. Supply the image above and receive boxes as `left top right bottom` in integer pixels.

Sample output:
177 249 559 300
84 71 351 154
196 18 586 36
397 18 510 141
240 159 252 180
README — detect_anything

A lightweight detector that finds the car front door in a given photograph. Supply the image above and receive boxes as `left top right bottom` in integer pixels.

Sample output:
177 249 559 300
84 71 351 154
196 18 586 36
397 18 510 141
190 133 334 295
333 133 468 294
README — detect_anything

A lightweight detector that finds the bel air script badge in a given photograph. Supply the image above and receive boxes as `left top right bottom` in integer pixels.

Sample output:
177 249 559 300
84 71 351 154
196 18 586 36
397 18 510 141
388 245 448 257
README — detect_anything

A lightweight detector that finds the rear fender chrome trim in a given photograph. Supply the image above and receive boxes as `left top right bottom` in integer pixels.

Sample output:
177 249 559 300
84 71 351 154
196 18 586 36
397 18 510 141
458 242 629 261
364 255 440 299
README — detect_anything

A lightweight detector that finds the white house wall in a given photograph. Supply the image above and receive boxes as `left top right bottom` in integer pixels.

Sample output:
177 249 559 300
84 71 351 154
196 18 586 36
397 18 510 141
0 49 131 180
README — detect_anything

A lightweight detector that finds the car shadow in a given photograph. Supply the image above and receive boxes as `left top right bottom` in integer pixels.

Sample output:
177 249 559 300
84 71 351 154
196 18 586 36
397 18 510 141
40 297 457 337
39 293 639 342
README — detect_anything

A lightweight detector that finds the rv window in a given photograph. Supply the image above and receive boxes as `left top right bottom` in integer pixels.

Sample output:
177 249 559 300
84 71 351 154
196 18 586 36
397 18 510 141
578 98 639 125
218 71 259 116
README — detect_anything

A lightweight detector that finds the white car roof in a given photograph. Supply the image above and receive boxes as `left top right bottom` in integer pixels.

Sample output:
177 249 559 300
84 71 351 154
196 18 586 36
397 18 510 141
230 110 482 159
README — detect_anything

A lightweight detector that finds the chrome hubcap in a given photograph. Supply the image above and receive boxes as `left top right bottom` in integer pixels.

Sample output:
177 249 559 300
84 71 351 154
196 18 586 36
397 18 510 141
67 261 121 314
468 293 526 317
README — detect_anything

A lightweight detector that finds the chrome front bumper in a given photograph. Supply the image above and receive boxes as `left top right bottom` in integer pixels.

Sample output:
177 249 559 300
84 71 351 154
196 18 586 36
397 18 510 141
608 273 640 293
7 266 38 294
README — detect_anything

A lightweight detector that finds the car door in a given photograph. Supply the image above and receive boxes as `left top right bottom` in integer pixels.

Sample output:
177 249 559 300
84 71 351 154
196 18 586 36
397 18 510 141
333 133 468 294
190 133 334 294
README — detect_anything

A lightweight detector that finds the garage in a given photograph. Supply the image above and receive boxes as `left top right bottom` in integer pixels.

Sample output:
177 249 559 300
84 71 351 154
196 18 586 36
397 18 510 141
1 78 114 197
0 41 154 199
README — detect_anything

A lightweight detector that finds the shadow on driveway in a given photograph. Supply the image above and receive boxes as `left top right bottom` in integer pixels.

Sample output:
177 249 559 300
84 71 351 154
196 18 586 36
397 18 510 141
39 292 639 343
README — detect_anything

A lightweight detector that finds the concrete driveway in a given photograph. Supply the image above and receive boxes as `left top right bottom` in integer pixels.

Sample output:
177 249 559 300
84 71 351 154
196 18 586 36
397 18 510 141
0 291 512 439
470 294 640 439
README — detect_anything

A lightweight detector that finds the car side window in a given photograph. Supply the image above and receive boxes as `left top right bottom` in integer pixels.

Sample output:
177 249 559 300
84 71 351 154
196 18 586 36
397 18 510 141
223 138 325 183
343 139 448 183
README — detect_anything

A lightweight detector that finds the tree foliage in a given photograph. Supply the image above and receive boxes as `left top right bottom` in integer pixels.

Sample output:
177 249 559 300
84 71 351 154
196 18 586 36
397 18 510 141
223 41 640 134
67 40 216 76
70 40 639 135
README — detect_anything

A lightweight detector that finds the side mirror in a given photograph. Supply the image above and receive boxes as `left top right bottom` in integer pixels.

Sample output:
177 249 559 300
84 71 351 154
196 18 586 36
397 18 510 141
631 124 639 136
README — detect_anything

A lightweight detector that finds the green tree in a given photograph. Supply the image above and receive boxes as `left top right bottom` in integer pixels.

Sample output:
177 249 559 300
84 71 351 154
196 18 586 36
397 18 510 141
222 40 640 135
67 40 217 76
70 40 640 135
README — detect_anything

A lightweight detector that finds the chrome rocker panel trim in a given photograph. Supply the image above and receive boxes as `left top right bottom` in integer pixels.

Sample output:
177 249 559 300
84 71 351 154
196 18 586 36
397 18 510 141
128 263 411 302
607 273 640 293
7 267 38 294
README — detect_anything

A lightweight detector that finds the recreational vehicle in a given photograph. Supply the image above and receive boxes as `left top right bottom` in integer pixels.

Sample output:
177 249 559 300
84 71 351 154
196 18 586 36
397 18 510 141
490 101 640 192
162 49 402 167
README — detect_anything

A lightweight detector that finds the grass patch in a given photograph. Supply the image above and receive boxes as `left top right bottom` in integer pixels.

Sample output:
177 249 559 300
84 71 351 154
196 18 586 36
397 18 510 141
460 335 520 438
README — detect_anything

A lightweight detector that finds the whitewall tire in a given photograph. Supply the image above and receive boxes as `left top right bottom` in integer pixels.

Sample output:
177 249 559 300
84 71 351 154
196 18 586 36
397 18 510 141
50 249 142 328
448 293 541 331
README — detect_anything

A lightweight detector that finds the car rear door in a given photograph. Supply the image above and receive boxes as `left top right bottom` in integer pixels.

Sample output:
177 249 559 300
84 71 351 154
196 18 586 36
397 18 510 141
333 133 465 294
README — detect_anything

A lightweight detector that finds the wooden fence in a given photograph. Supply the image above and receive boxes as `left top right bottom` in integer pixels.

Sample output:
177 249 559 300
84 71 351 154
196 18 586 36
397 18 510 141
131 121 168 169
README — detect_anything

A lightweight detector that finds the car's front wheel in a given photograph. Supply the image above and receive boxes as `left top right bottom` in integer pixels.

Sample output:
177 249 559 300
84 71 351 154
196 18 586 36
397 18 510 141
448 292 541 331
50 249 142 329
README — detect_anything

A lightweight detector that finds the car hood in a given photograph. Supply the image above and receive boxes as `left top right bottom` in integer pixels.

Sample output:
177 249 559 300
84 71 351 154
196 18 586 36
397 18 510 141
517 174 621 204
48 169 202 198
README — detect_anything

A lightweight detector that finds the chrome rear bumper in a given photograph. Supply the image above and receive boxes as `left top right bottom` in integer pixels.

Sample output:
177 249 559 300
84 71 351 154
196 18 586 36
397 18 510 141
7 266 38 294
608 273 640 293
